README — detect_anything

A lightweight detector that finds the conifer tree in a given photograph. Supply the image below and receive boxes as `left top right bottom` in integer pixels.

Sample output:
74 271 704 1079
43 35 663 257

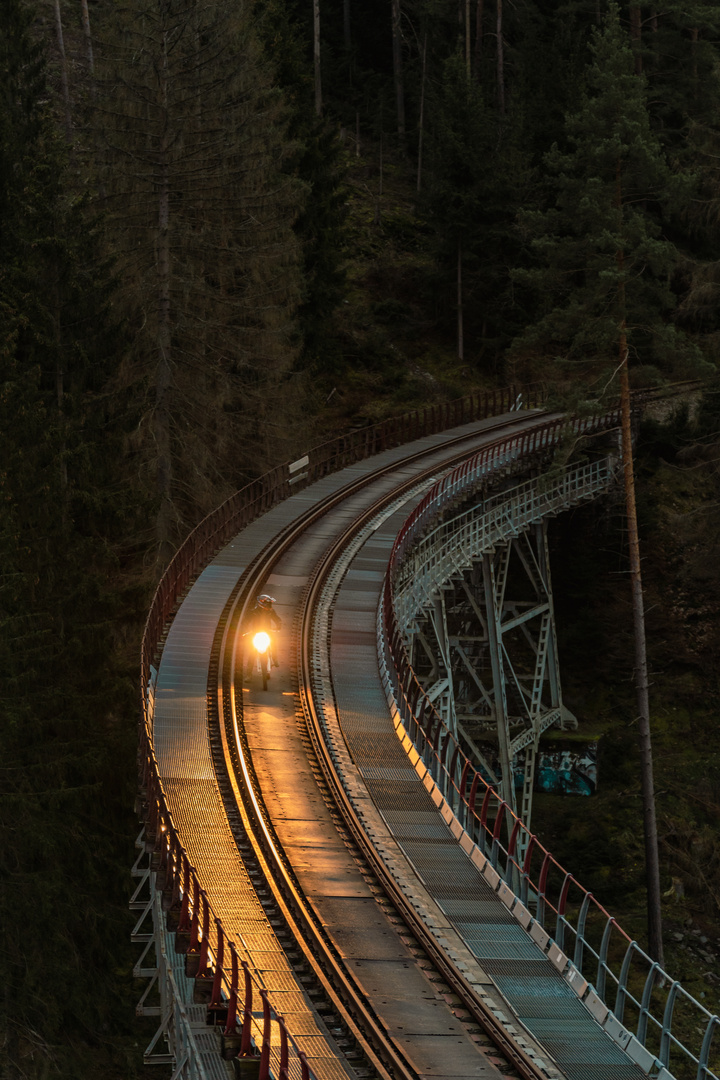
424 51 527 365
511 2 713 966
93 0 305 562
511 4 702 380
1 1 142 1071
254 0 349 375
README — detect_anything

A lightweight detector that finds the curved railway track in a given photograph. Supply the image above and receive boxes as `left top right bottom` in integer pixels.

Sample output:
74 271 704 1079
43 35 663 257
142 380 714 1080
200 410 569 1080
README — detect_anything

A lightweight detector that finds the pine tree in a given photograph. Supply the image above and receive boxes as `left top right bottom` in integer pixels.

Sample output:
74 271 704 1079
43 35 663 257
509 2 714 965
93 0 306 562
1 1 143 1072
254 0 349 376
510 3 704 382
424 50 528 366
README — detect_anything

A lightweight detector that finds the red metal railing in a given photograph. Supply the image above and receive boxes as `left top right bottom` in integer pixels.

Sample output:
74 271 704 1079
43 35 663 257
140 384 545 704
137 383 546 1073
139 728 312 1077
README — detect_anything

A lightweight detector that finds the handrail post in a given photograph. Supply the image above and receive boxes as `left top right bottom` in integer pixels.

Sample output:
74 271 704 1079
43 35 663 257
697 1015 719 1080
209 920 227 1023
615 940 637 1024
536 853 551 929
637 962 660 1046
554 874 573 953
278 1016 290 1080
597 917 616 1002
573 892 592 974
223 942 239 1037
658 981 679 1066
259 988 272 1079
240 960 254 1057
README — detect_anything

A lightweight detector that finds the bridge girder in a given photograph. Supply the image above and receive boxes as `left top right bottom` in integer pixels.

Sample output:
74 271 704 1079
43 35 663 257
409 521 576 839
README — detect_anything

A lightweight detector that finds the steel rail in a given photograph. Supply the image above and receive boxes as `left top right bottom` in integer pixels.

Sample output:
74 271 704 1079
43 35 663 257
294 489 554 1080
208 417 563 1080
139 379 705 1079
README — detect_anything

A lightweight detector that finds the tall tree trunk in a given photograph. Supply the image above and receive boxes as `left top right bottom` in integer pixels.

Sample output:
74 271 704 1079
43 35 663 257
156 30 173 561
465 0 471 80
457 237 464 362
496 0 505 115
343 0 351 50
391 0 405 141
629 3 642 75
52 0 73 142
691 27 699 97
313 0 322 116
417 30 427 192
474 0 483 79
80 0 94 73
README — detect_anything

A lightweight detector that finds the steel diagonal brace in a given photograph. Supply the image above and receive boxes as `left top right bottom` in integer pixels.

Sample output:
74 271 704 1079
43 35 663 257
482 551 515 811
454 641 495 710
460 574 489 634
500 600 550 636
510 708 562 755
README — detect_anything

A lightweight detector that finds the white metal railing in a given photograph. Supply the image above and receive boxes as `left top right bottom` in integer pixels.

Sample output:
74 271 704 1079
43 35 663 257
395 458 616 629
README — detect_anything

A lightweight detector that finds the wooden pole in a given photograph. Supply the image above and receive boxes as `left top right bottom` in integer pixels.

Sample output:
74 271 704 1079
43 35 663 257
617 221 665 965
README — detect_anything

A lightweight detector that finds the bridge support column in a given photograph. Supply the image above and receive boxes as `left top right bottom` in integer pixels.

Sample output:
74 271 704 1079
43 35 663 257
409 519 575 840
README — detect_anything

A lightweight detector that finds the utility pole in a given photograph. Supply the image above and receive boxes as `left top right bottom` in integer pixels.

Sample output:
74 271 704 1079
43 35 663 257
617 237 664 967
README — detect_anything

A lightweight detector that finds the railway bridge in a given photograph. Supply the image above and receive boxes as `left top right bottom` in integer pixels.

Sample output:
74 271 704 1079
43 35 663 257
133 385 717 1080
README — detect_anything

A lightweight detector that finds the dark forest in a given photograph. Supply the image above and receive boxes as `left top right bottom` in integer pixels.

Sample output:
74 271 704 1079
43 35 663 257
3 0 720 1075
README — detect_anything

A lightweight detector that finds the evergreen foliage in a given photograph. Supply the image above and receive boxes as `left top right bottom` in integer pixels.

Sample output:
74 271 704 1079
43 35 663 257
93 0 307 556
254 0 349 375
510 3 708 384
5 0 720 1074
1 2 142 1073
423 51 529 365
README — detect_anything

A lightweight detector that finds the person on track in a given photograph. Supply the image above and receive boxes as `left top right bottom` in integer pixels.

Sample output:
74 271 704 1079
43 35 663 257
244 594 282 672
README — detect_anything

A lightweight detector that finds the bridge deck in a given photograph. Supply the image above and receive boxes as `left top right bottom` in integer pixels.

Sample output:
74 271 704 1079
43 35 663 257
326 495 643 1080
152 411 644 1080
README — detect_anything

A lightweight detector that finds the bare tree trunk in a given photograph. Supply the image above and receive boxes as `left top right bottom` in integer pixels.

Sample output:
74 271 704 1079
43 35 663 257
156 30 173 561
465 0 471 79
629 3 642 75
457 237 464 362
417 30 427 192
691 27 699 96
80 0 94 73
52 0 73 142
496 0 505 115
313 0 322 116
343 0 351 50
474 0 483 79
391 0 405 141
374 124 383 225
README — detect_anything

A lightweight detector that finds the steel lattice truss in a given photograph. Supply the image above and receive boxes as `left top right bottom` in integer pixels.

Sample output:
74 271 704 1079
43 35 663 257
395 457 617 839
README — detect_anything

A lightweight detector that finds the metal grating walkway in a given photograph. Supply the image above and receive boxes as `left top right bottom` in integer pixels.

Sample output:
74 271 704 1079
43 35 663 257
153 413 537 1078
328 499 646 1080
